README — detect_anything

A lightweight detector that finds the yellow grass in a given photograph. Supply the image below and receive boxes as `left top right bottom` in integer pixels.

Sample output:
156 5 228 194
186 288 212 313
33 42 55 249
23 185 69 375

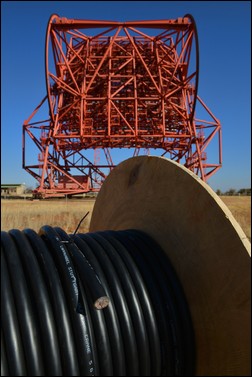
220 196 251 241
1 199 95 234
1 196 251 241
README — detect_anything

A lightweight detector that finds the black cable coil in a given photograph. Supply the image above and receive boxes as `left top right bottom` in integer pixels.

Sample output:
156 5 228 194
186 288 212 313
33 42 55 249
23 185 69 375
1 226 195 376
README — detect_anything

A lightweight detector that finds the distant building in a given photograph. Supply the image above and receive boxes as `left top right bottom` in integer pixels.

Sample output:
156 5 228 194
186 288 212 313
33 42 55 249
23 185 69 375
1 184 26 196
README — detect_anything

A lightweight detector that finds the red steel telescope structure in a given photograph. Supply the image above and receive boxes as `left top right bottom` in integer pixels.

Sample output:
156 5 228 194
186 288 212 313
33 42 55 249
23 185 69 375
23 14 222 197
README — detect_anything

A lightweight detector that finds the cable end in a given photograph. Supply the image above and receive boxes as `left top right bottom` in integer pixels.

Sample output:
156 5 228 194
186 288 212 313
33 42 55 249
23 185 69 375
94 296 110 310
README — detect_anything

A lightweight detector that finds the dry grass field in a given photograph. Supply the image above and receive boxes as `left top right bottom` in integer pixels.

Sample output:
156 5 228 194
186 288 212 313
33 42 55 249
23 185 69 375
220 195 251 241
1 195 251 241
1 199 95 234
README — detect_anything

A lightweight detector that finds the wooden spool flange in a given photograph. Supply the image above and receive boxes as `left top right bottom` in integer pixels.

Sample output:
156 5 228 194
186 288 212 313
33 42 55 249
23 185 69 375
90 156 251 376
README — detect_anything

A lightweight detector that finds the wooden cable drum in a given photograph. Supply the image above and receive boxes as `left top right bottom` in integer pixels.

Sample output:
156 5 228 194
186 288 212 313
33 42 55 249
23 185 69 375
90 155 251 376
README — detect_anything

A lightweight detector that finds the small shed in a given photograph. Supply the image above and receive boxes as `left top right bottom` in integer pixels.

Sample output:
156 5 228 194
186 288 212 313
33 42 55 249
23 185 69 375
1 184 26 196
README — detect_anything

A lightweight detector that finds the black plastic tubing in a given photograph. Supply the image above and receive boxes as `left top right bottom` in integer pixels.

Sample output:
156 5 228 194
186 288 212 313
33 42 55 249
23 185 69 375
1 227 195 376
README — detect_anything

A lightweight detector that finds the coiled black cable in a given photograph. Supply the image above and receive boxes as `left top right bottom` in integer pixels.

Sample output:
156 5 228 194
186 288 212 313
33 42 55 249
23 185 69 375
1 227 195 376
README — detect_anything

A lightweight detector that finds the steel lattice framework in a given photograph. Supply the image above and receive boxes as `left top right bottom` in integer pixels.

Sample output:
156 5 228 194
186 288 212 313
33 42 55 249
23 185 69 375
23 14 222 197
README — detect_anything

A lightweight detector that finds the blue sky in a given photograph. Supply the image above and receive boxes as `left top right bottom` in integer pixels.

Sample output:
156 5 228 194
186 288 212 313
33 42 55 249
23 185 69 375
1 1 251 192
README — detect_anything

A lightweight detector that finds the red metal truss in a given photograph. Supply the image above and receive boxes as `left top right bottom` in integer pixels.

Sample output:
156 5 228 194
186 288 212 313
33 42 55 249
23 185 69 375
22 14 222 197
